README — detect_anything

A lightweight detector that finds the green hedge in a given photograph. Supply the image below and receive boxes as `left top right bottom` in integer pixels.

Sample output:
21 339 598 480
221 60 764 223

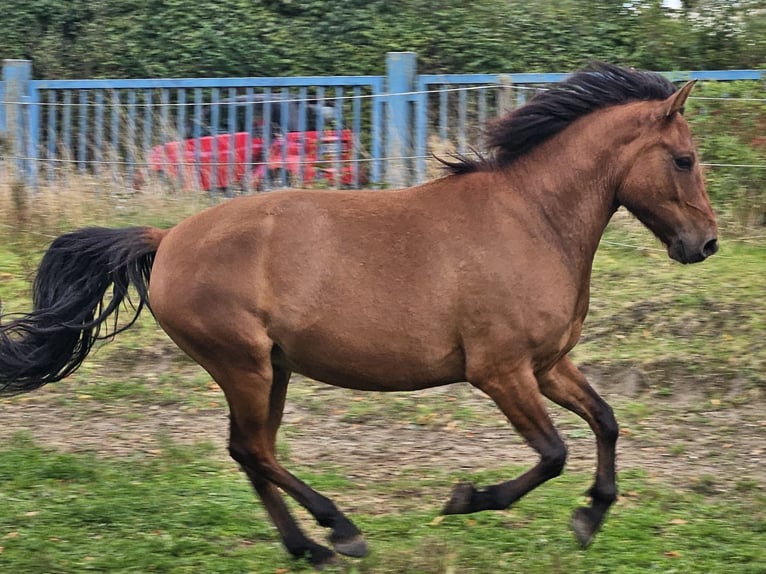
1 0 763 226
0 0 764 79
688 81 766 228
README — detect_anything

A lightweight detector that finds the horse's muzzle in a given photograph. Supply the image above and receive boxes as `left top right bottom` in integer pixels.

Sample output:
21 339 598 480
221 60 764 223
668 235 719 264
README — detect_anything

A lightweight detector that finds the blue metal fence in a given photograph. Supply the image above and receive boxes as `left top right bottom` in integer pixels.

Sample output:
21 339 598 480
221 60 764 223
28 75 385 190
1 54 764 190
413 69 766 185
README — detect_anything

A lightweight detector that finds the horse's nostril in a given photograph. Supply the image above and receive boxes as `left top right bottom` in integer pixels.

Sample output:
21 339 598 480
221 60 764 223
703 238 719 258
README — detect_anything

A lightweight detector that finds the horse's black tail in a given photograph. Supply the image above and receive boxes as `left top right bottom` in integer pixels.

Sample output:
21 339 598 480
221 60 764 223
0 226 165 395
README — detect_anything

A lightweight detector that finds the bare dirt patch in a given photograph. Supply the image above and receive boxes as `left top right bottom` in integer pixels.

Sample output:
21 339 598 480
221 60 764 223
1 353 763 503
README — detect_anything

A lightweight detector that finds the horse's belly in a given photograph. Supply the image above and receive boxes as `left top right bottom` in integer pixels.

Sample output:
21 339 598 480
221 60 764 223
272 331 465 392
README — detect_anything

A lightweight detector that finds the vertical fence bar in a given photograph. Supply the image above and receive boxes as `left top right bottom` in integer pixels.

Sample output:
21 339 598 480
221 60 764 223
314 86 325 186
127 90 137 183
2 59 32 183
414 81 428 184
334 86 343 188
297 86 307 187
193 87 202 188
516 86 528 108
0 79 5 134
262 87 272 189
478 87 487 137
457 87 467 154
62 91 72 171
78 90 88 173
47 90 57 181
110 90 120 183
176 88 186 188
352 85 361 187
227 87 236 193
439 88 448 142
497 74 513 116
210 87 219 190
159 88 170 185
94 91 104 177
26 87 40 189
243 86 253 191
143 89 153 175
385 52 416 188
314 86 324 186
279 88 289 187
15 97 26 180
370 82 382 186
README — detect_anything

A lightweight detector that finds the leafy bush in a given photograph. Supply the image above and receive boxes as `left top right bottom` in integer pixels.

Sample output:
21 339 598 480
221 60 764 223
1 0 764 79
687 81 766 228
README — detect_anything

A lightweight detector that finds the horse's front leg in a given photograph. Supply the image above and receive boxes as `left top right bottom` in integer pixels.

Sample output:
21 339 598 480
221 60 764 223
538 356 619 547
442 364 568 514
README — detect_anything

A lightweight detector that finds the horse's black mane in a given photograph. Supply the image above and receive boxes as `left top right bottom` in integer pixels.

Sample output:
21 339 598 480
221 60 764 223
439 62 677 175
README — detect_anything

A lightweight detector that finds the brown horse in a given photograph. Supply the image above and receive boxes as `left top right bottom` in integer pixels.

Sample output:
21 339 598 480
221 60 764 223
0 63 718 567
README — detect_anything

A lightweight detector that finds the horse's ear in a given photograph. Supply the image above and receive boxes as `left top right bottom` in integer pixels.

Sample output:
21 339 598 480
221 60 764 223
665 80 697 118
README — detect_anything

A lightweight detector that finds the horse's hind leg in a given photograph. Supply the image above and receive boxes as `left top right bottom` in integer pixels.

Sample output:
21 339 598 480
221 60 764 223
222 362 367 565
443 364 568 515
225 366 333 566
538 356 619 547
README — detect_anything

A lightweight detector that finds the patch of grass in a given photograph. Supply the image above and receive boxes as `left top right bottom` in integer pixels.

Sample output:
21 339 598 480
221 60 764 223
621 401 651 424
669 444 686 457
1 185 763 404
0 438 763 574
290 381 492 431
572 218 766 397
1 181 764 573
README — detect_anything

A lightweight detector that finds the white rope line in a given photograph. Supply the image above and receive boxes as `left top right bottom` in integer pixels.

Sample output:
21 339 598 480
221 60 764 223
702 163 766 169
599 239 666 253
690 96 766 103
598 239 743 258
4 84 522 109
5 85 764 108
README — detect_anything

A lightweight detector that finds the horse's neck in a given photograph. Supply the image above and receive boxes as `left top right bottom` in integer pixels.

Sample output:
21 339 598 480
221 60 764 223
502 114 630 270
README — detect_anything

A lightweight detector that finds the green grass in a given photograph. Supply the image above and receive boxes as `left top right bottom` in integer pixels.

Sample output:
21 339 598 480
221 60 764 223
572 220 766 392
2 187 764 402
1 187 764 573
0 434 763 574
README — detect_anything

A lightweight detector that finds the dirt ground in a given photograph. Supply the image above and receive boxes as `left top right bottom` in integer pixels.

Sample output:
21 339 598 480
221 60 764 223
1 350 763 503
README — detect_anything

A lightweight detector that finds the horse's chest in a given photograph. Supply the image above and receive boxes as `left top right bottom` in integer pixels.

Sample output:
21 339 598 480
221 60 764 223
460 281 586 367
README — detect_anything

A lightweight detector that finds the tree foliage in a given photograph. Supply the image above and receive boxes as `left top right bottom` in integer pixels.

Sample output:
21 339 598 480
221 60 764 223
0 0 764 79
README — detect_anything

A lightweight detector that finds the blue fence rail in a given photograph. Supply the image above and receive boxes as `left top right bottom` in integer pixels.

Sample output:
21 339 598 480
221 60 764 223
1 53 764 190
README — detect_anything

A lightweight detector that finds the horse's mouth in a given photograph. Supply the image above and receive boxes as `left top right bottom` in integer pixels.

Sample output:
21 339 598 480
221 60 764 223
668 236 719 264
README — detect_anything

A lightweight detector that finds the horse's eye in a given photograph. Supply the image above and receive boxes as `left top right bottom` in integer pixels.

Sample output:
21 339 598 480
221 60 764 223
674 156 694 171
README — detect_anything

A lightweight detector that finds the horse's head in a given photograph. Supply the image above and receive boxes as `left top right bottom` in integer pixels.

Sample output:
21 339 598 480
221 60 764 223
615 81 718 264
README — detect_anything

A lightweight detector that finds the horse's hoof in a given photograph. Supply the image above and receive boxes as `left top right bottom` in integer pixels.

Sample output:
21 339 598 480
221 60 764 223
298 543 338 569
312 555 340 571
330 533 368 558
571 506 600 548
442 482 475 515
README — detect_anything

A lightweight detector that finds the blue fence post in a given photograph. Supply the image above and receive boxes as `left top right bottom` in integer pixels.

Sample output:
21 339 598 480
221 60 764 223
386 52 417 188
414 77 429 184
2 59 34 185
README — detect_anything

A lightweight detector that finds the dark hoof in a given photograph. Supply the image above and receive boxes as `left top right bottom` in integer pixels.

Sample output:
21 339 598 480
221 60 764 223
442 482 476 515
295 543 337 569
571 506 603 548
330 533 369 558
312 554 340 571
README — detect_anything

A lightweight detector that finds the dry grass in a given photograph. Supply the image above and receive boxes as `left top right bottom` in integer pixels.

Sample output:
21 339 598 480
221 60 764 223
0 172 218 242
